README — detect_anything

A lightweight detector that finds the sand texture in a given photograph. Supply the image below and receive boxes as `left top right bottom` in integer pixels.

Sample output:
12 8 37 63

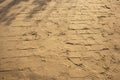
0 0 120 80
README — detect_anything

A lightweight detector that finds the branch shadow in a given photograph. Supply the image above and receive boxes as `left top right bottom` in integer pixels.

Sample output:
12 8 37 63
0 0 5 3
0 0 51 25
26 0 51 18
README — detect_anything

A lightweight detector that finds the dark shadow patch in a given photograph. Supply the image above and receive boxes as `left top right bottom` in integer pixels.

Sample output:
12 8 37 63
0 0 51 25
0 0 29 25
26 0 51 18
0 0 5 3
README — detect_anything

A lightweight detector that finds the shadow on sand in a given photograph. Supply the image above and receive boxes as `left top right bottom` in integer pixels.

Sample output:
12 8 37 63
0 0 51 25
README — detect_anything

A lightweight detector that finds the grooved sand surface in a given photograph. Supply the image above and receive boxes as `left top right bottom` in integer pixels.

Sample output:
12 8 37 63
0 0 120 80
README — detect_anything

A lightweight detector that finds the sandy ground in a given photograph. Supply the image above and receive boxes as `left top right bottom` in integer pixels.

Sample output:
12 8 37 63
0 0 120 80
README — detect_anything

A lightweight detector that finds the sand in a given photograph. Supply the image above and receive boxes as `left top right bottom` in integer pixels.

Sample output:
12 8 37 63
0 0 120 80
